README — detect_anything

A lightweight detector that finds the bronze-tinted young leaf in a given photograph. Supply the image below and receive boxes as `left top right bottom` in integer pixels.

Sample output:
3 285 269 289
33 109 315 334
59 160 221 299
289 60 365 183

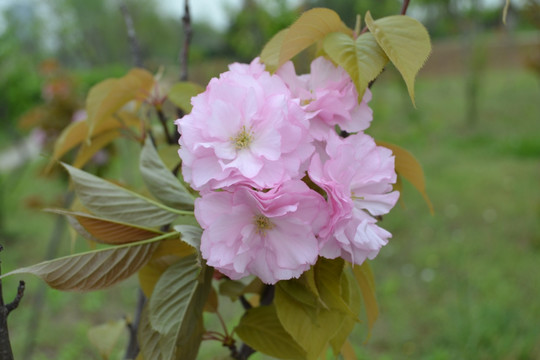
45 208 164 245
50 111 141 168
87 319 127 359
376 141 434 213
351 261 379 337
365 12 431 105
235 305 306 360
204 285 218 313
260 28 288 72
167 82 204 113
63 163 182 227
72 130 120 169
86 68 154 139
0 235 173 291
279 8 351 68
323 31 388 100
139 138 194 209
340 340 357 360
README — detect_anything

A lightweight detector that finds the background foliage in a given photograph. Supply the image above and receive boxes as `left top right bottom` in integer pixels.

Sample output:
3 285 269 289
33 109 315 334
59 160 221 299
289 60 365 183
0 0 539 359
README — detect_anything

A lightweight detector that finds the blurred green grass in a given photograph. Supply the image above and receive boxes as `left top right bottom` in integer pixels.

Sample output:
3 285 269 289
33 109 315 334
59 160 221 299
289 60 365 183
0 66 538 359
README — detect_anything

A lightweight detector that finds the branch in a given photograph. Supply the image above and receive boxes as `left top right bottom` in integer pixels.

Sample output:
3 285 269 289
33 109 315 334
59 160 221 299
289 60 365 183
401 0 411 15
0 245 25 360
5 281 25 316
124 289 146 360
179 0 192 82
120 0 143 68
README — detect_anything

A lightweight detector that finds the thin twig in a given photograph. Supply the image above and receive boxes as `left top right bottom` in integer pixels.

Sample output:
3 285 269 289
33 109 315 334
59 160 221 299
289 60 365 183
156 106 175 144
120 0 143 68
400 0 411 15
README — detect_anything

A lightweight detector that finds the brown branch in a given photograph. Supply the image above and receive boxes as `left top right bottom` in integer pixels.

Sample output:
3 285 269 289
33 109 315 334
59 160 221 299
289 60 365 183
0 245 25 360
5 282 25 316
401 0 411 15
179 0 192 82
124 289 146 360
120 0 143 68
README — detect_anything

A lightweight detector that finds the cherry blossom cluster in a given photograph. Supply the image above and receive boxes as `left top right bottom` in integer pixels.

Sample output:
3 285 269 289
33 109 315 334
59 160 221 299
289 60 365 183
175 57 399 284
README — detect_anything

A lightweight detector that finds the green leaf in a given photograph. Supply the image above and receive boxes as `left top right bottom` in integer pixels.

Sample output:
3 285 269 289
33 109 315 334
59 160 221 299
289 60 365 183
279 8 351 68
260 29 288 72
138 239 195 298
148 254 201 334
138 304 171 360
139 138 194 209
86 68 154 140
273 258 358 360
329 270 362 354
235 305 306 360
173 263 213 359
376 141 434 214
147 256 213 359
45 208 164 245
63 163 186 228
314 258 354 316
0 234 174 291
365 12 431 106
173 225 202 250
87 318 127 359
168 82 204 113
275 281 346 360
323 31 388 100
218 280 246 301
351 261 379 338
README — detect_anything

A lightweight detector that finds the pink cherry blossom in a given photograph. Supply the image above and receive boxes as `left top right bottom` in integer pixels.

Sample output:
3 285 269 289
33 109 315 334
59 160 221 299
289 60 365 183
308 131 399 264
277 56 373 140
175 58 314 193
195 180 328 284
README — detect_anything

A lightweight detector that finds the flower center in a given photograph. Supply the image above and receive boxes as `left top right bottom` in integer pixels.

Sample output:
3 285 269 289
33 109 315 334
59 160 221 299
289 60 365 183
254 214 273 235
232 126 253 150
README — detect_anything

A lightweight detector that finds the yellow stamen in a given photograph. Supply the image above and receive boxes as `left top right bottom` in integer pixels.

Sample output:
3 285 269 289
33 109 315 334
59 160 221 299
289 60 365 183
232 126 253 150
254 214 273 235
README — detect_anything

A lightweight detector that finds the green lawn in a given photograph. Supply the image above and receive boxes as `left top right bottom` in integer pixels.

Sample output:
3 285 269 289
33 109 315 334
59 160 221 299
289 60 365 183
0 66 538 359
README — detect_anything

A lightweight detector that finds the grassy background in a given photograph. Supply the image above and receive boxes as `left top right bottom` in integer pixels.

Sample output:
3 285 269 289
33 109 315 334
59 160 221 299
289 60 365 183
0 54 539 358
